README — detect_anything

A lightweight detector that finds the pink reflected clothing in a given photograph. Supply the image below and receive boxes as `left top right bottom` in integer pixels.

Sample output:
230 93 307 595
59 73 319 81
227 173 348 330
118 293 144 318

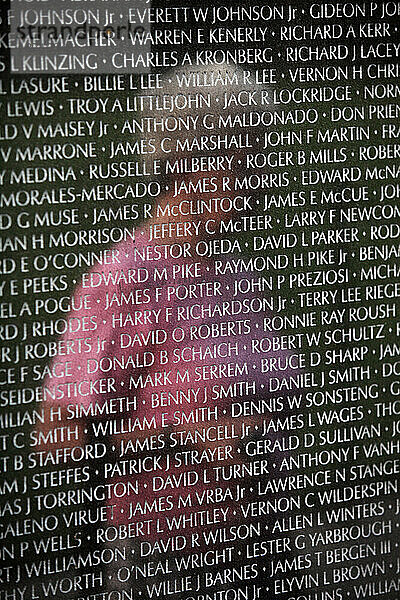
43 221 291 539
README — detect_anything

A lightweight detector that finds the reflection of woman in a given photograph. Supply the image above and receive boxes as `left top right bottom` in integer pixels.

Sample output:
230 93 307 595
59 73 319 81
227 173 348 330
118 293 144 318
37 66 293 596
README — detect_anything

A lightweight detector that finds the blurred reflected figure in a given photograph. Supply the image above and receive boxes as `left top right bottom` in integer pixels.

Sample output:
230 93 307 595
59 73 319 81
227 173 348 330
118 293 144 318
37 65 291 597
